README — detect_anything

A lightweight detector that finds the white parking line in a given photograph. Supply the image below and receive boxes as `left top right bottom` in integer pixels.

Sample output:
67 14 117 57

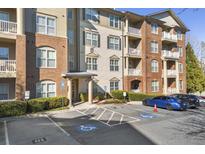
91 108 99 115
96 109 107 120
4 121 9 145
106 112 115 124
76 109 111 127
120 115 124 124
45 115 71 137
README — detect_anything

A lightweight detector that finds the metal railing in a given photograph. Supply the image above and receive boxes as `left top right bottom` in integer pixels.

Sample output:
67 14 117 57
0 20 17 33
162 50 180 59
128 69 141 76
0 60 16 72
128 47 141 56
167 69 177 76
162 32 177 41
131 89 140 93
167 88 177 94
128 27 141 35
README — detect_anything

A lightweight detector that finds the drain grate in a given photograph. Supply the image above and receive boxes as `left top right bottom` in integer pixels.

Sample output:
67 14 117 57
32 137 47 144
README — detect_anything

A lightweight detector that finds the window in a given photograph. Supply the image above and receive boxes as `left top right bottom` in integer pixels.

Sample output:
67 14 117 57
179 80 183 90
36 81 56 98
0 12 9 21
0 47 9 60
68 30 73 44
85 32 99 47
86 57 97 70
179 63 183 73
68 9 73 19
151 80 159 92
36 15 56 35
0 84 9 100
108 36 120 50
177 31 182 40
151 23 158 34
85 8 99 22
36 47 56 68
109 15 120 29
150 41 158 53
110 59 119 71
178 47 183 57
151 60 158 72
110 81 119 91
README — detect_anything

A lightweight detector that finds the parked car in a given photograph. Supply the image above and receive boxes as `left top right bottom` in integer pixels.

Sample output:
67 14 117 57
197 96 205 107
142 96 187 111
171 94 200 109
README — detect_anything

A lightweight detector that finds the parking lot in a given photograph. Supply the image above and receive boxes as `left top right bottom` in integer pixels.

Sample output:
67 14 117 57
1 102 205 145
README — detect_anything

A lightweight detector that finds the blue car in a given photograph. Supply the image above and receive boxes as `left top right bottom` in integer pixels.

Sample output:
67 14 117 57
142 96 187 111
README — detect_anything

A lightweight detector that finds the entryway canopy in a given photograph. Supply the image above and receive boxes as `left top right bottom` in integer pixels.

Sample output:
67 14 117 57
62 72 97 107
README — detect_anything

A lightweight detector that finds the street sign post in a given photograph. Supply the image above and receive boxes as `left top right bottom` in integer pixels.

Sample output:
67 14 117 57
24 91 30 100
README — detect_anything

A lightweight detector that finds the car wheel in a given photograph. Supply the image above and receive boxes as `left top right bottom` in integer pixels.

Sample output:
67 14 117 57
166 104 173 111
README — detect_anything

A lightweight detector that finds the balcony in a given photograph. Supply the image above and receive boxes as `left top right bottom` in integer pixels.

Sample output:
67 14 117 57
0 60 16 78
131 89 140 93
128 69 142 76
162 50 180 59
127 27 141 38
127 47 141 57
0 20 17 34
162 32 177 43
167 87 177 94
167 69 177 77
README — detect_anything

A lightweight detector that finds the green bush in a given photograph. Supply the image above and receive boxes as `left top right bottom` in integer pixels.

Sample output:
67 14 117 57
80 92 106 102
27 97 69 113
0 101 27 117
111 90 128 100
128 92 156 101
102 99 125 104
80 93 88 102
94 93 105 101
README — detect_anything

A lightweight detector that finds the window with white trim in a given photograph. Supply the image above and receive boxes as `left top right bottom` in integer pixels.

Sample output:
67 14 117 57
177 31 182 40
110 59 119 71
0 12 9 21
0 47 9 60
178 46 183 57
150 41 158 53
179 80 183 90
151 80 159 92
110 80 119 91
151 60 158 72
179 63 183 73
108 36 120 50
0 83 9 100
85 8 99 22
36 15 56 35
109 15 120 29
36 47 56 68
36 81 56 98
151 23 158 34
86 57 97 71
85 32 99 47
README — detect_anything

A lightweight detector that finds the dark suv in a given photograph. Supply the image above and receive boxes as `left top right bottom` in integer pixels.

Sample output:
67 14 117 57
171 94 200 109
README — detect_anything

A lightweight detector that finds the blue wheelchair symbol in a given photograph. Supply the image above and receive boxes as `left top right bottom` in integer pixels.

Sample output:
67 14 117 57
77 124 97 132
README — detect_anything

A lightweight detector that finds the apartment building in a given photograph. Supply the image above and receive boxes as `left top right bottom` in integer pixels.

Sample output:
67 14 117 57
0 8 188 105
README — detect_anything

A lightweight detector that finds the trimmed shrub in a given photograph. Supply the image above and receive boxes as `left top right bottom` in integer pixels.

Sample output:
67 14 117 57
101 99 125 104
0 101 27 117
94 93 105 101
80 92 106 102
128 92 156 101
27 97 69 113
80 93 88 102
111 90 128 100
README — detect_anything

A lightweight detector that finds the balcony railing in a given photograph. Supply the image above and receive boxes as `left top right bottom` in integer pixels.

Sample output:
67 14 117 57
131 89 140 93
0 60 16 72
167 87 177 94
162 50 180 59
0 20 17 34
128 27 141 35
162 32 177 42
128 69 141 76
128 48 141 56
167 69 177 76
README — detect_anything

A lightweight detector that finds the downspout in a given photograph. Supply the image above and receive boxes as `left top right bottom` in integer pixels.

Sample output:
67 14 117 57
121 16 126 90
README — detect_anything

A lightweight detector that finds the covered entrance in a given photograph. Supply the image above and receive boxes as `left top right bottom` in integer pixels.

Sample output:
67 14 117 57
62 72 97 107
131 79 141 93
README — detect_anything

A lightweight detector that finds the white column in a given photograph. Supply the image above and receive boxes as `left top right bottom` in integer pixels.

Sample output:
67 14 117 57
163 60 167 95
67 79 73 107
88 78 93 104
176 60 180 93
17 8 24 35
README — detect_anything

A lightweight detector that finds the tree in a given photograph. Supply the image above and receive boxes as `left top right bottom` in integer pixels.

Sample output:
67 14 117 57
186 42 205 93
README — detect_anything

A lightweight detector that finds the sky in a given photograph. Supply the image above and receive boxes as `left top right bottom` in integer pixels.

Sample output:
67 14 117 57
117 8 205 58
